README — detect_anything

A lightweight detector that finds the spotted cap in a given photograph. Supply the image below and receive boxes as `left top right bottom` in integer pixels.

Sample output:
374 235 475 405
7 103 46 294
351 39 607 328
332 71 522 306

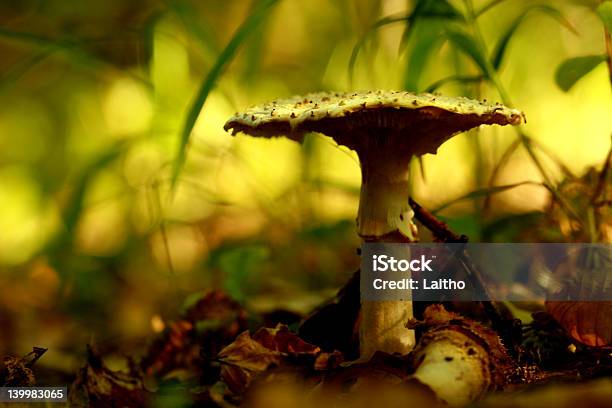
224 90 524 156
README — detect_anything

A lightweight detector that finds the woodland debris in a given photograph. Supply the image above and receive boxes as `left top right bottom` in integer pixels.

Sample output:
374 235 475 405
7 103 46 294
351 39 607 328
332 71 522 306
69 345 151 408
0 347 46 386
407 304 515 407
218 324 342 394
140 290 249 378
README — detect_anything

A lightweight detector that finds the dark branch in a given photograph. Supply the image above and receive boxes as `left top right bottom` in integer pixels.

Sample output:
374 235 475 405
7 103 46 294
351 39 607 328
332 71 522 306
409 197 467 243
409 198 522 358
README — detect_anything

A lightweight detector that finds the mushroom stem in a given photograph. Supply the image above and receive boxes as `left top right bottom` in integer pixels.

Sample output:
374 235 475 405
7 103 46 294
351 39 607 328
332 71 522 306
356 147 417 358
357 149 415 241
360 300 415 358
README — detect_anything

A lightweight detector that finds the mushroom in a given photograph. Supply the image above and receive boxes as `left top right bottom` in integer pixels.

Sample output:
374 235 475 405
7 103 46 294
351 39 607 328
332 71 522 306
224 90 523 359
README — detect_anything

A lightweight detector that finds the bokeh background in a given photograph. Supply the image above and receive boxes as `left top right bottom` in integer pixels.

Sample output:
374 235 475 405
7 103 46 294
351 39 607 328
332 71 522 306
0 0 610 378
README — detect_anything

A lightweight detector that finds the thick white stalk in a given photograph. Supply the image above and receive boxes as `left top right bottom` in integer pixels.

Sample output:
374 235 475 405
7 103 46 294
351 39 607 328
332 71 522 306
356 152 415 241
360 300 415 359
356 149 416 359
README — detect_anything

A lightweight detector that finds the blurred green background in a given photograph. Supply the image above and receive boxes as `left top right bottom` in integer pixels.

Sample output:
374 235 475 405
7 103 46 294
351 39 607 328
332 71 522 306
0 0 610 376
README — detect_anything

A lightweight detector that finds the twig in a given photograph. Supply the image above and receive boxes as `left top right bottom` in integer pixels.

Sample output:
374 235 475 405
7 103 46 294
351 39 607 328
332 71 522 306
409 198 466 243
409 198 522 357
23 347 47 368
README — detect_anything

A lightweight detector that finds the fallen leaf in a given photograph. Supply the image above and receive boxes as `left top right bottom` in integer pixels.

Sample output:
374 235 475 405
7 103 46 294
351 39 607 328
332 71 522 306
70 345 151 408
0 347 46 386
141 290 249 378
218 324 342 394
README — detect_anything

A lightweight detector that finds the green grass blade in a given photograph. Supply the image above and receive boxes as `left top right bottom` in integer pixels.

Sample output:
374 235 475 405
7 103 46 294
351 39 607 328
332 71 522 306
168 0 220 56
0 50 51 93
433 181 545 214
598 1 612 33
529 138 576 180
44 142 127 256
417 156 426 183
445 28 489 77
0 27 151 86
401 0 464 46
492 5 577 71
348 14 410 86
64 145 126 233
424 74 483 92
475 0 509 17
0 27 72 48
170 0 280 191
402 24 445 91
399 0 464 90
555 55 606 92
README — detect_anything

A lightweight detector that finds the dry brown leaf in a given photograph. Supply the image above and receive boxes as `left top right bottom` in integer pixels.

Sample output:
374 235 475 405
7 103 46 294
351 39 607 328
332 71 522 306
218 325 342 394
546 301 612 347
141 290 249 378
0 347 46 387
70 345 151 408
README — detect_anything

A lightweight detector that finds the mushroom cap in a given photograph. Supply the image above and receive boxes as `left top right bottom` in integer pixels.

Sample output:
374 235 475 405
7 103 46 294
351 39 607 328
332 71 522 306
224 90 524 156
